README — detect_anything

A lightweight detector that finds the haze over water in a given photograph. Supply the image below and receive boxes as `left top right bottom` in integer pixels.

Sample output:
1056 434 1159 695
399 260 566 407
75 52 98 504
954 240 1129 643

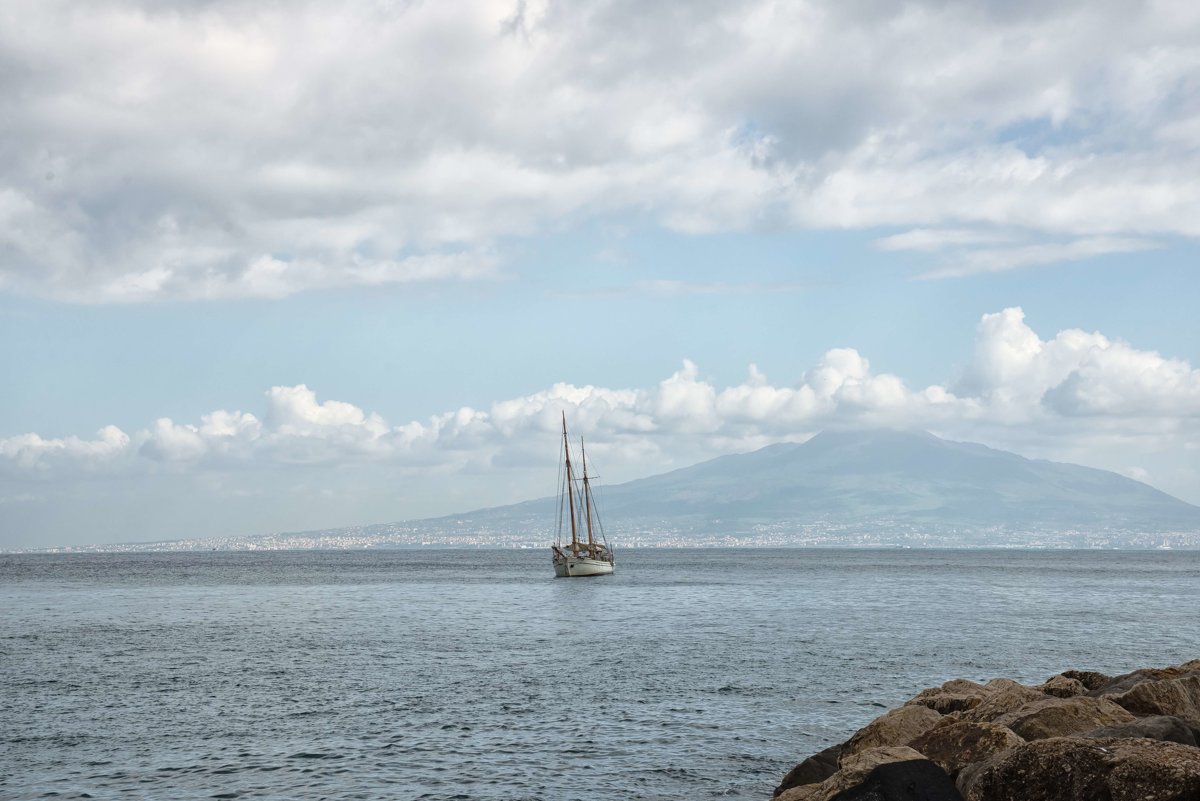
3 548 1197 801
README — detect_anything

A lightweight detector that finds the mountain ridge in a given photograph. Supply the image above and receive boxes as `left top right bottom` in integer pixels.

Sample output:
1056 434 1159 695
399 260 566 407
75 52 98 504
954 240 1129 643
425 428 1200 535
35 429 1199 552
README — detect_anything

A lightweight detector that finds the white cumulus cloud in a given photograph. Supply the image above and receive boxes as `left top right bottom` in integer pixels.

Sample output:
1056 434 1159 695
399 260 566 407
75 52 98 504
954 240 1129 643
0 426 130 474
959 308 1200 420
3 309 1198 506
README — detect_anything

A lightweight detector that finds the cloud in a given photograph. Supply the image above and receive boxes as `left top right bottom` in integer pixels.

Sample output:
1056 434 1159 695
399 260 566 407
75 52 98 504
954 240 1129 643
957 307 1200 420
1042 341 1200 418
4 309 1198 505
138 410 263 463
2 1 1199 300
874 228 1014 253
915 236 1160 279
0 425 130 474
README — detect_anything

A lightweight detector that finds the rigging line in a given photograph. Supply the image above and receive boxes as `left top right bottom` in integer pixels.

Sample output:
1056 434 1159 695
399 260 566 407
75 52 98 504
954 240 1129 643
582 452 608 553
588 465 606 540
555 439 566 544
562 412 579 549
581 436 594 549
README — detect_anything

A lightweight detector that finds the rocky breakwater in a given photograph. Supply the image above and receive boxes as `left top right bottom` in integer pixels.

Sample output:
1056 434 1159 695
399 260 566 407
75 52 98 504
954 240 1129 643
774 659 1200 801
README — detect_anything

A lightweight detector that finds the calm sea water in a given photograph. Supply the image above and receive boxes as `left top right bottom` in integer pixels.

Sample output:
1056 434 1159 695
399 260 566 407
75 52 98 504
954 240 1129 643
2 548 1198 801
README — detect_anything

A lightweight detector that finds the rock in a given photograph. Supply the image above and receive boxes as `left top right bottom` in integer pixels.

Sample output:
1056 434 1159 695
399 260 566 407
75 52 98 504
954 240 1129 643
958 680 1046 724
993 696 1134 740
1060 669 1110 692
906 679 990 714
1109 674 1200 719
1081 715 1200 747
776 743 843 797
778 747 929 801
829 759 963 801
840 705 943 763
1037 674 1087 698
906 720 1025 780
1090 668 1169 696
951 758 988 798
779 784 823 801
1090 661 1200 698
960 736 1200 801
776 663 1200 801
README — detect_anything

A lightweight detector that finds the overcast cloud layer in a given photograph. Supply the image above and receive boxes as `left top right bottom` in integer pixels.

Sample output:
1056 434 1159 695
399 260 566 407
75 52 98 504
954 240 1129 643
3 308 1198 546
3 0 1199 301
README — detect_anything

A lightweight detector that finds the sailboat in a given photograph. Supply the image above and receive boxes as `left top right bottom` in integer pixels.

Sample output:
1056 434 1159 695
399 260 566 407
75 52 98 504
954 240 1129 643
551 413 615 578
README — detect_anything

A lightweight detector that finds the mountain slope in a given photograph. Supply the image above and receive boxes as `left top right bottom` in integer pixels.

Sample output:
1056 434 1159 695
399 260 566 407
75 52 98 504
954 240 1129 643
430 429 1200 533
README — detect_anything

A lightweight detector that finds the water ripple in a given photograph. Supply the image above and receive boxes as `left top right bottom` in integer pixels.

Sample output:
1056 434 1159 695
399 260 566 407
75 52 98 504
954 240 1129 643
2 548 1198 800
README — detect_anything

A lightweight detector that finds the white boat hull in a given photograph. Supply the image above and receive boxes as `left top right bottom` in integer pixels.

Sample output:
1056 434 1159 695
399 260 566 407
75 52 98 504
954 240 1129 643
553 555 615 578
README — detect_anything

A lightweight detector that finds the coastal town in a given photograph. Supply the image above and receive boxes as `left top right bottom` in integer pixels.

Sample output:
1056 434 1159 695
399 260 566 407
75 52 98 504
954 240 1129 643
22 518 1200 553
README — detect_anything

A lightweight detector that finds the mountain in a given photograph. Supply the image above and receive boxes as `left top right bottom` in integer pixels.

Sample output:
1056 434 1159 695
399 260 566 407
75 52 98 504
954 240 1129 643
422 429 1200 544
56 429 1200 552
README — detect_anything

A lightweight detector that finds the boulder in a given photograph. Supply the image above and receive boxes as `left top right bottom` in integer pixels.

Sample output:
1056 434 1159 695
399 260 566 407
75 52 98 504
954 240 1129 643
776 663 1200 801
906 679 990 714
959 680 1046 724
779 783 825 801
1090 668 1168 696
778 747 929 801
1081 715 1200 747
906 720 1025 779
1059 669 1110 692
1108 674 1200 719
829 759 963 801
840 705 943 764
1037 674 1087 698
1090 661 1200 698
960 736 1200 801
775 743 843 797
993 696 1134 740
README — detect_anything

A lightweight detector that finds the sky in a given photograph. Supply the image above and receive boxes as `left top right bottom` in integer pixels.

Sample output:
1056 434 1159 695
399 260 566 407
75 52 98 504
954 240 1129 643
2 0 1199 549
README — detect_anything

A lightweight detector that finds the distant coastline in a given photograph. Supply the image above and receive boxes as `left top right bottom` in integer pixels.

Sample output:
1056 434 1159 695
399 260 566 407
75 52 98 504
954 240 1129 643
8 533 1200 554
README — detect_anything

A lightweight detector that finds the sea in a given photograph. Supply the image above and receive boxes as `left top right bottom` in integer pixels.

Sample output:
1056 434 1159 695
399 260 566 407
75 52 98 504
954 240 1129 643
2 548 1198 801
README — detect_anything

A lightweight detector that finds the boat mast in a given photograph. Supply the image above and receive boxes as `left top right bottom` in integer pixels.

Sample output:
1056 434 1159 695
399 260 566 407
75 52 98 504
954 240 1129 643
562 412 579 550
581 438 594 550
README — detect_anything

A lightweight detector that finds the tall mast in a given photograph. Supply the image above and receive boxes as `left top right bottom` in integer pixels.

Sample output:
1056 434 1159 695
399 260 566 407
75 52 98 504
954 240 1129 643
581 437 594 549
562 412 579 549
